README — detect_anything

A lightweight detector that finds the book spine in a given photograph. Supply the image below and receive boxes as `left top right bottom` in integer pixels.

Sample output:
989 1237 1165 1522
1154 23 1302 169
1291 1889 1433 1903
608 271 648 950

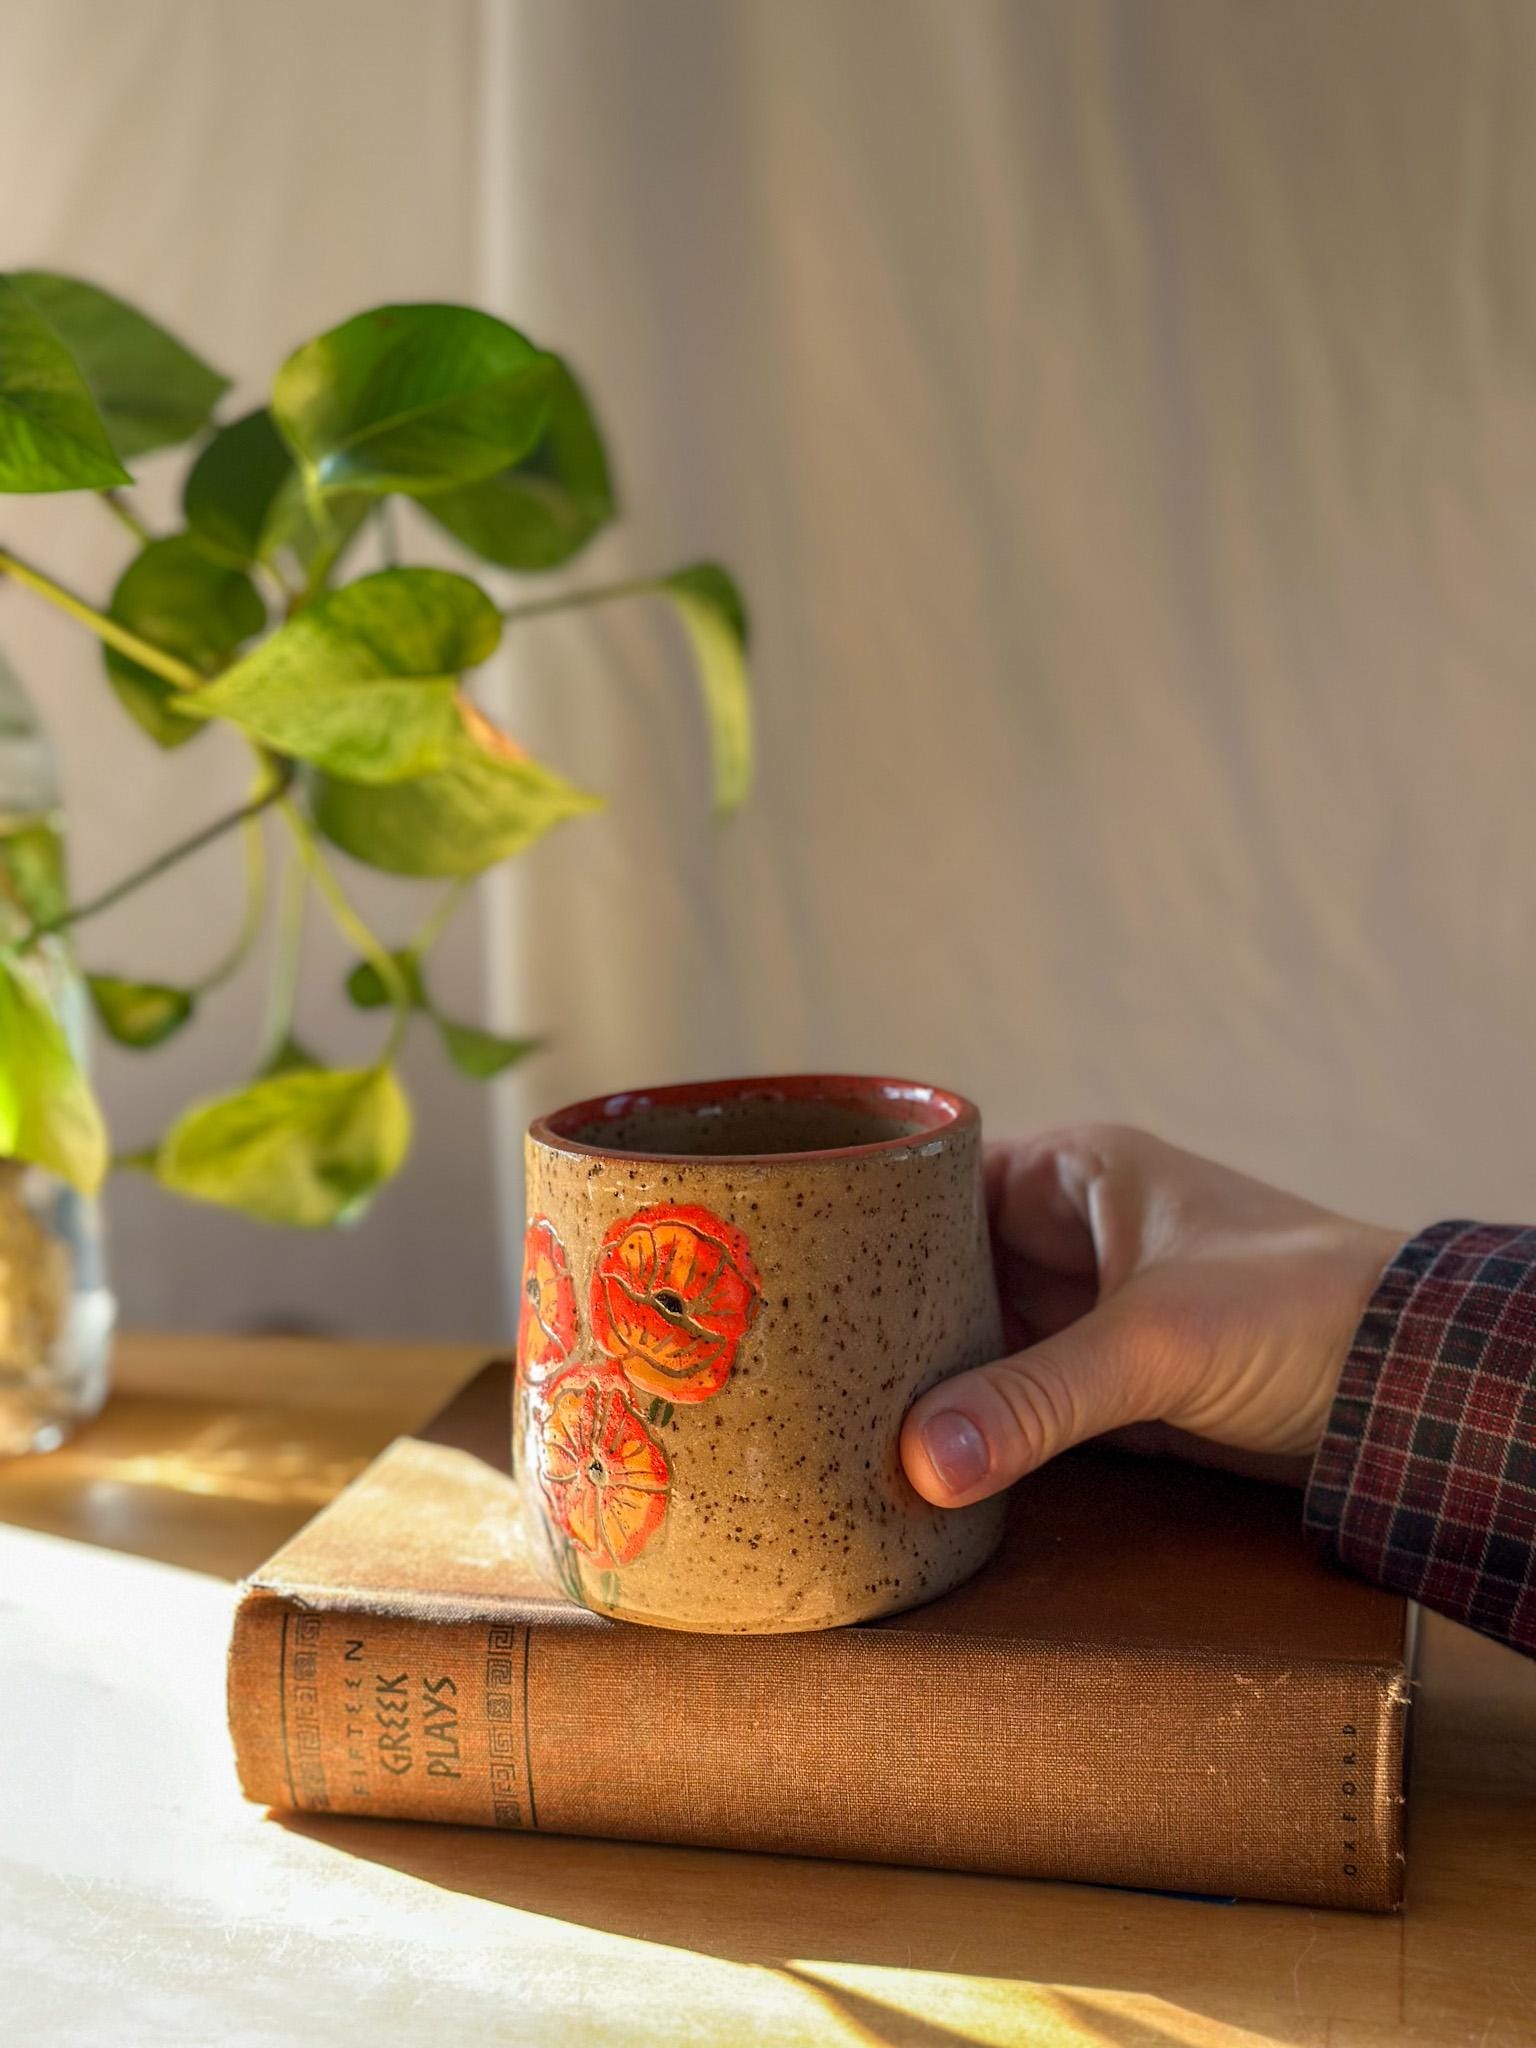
229 1590 1407 1910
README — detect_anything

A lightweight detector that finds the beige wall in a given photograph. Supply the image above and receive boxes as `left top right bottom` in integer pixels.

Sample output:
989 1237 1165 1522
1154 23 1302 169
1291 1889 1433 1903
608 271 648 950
6 1 1536 1340
488 0 1536 1299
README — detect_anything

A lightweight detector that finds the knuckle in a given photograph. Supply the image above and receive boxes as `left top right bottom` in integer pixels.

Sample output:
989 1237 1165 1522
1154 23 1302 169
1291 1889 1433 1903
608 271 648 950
977 1357 1084 1465
1038 1121 1146 1163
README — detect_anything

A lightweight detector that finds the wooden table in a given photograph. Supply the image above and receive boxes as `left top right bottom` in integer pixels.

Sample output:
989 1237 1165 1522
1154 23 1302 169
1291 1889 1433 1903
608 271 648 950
4 1334 1534 2047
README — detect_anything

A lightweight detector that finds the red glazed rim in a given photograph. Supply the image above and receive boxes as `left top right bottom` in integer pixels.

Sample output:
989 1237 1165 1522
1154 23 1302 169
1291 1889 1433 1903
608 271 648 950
530 1073 979 1167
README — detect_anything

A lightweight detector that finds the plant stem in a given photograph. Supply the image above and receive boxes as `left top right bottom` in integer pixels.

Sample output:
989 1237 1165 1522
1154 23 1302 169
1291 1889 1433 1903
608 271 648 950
501 576 656 627
19 773 292 947
300 534 347 605
260 848 308 1065
253 556 298 613
192 800 268 996
100 490 153 546
411 877 468 955
279 797 413 1018
296 487 356 607
0 543 200 690
377 499 399 570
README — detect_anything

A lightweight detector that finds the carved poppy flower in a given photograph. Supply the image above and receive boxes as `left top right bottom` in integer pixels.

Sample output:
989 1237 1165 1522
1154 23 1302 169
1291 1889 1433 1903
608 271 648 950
591 1202 761 1402
537 1370 670 1569
518 1215 577 1383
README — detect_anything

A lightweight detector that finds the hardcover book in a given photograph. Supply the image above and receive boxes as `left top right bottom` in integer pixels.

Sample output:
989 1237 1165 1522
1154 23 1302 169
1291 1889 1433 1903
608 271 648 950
228 1360 1411 1909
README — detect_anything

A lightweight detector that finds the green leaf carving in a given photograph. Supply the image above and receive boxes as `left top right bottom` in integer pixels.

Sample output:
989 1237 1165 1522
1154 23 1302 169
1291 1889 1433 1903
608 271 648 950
87 974 195 1049
0 951 108 1191
310 699 598 876
421 365 614 570
661 562 753 813
0 275 129 492
435 1017 541 1080
271 304 558 498
12 271 227 460
155 1064 411 1227
189 568 501 781
103 534 265 746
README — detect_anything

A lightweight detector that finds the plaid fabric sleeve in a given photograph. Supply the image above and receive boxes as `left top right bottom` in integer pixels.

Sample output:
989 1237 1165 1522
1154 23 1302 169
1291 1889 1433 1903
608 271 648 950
1304 1220 1536 1657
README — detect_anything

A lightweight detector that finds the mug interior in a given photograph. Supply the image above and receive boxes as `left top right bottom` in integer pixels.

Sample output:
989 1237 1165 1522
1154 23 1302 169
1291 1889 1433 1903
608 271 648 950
535 1075 971 1162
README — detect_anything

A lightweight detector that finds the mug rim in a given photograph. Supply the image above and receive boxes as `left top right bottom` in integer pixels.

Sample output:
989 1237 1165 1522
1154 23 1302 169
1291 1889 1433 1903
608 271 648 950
529 1072 979 1166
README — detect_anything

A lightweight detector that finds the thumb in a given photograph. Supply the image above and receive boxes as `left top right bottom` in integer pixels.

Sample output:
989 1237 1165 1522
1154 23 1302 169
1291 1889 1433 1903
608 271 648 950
900 1308 1146 1507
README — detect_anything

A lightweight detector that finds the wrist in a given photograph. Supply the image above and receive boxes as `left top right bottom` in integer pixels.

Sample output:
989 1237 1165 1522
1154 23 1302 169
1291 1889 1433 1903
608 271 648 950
1297 1221 1403 1454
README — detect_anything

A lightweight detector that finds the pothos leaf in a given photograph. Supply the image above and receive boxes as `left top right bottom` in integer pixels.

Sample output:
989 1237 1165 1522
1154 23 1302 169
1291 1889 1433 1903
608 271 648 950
154 1064 411 1228
182 407 370 579
344 950 425 1011
259 469 373 581
102 534 264 747
182 408 296 565
87 974 195 1050
0 275 129 492
341 946 540 1080
0 819 66 931
0 951 108 1192
257 1034 323 1079
272 303 558 498
420 364 615 570
10 271 227 460
660 562 753 813
188 568 501 781
310 698 598 877
434 1018 542 1080
493 561 754 814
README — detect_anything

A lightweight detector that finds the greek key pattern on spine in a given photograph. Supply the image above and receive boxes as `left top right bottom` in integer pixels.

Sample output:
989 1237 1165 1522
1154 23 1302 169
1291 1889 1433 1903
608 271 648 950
485 1624 536 1828
289 1613 331 1811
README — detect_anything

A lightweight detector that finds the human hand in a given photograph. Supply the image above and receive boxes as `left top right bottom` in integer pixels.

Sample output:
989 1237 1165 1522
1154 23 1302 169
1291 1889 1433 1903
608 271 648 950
901 1125 1402 1506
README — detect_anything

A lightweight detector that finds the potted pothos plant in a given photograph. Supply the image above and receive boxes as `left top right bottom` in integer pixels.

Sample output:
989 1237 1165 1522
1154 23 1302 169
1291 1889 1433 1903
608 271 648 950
0 274 750 1440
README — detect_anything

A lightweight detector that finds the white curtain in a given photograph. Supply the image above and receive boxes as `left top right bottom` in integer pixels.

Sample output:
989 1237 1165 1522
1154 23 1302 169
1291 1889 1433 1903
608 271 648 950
484 0 1536 1319
6 0 1536 1338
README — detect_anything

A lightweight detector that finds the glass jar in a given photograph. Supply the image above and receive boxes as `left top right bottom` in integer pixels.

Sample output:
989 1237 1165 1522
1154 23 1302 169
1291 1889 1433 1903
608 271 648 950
0 650 115 1454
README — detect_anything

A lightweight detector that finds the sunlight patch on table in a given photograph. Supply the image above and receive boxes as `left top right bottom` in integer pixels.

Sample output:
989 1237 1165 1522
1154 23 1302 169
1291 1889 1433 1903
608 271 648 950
793 1960 1305 2048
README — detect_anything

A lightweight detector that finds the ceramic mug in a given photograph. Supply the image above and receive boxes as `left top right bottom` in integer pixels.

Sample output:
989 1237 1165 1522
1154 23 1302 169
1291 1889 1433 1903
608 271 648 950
515 1074 1007 1633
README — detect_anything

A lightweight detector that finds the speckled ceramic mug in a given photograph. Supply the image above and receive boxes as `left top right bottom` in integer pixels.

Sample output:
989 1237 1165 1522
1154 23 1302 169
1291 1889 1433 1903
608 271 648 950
514 1074 1007 1634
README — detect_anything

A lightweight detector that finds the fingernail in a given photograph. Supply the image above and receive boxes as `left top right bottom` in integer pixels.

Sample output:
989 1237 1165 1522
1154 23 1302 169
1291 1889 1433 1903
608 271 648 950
920 1410 989 1494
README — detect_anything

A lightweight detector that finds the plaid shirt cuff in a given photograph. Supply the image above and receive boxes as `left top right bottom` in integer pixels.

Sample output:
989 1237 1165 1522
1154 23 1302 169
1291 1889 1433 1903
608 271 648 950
1305 1220 1536 1658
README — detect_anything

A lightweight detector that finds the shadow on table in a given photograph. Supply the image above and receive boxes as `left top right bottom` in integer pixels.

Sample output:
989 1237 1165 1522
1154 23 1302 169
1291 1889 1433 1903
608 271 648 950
280 1806 1408 2048
0 1391 386 1580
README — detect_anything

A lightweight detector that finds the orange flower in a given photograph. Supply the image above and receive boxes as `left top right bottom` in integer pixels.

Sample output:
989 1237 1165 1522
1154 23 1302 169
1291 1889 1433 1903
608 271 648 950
537 1370 670 1569
591 1202 761 1402
518 1215 577 1383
